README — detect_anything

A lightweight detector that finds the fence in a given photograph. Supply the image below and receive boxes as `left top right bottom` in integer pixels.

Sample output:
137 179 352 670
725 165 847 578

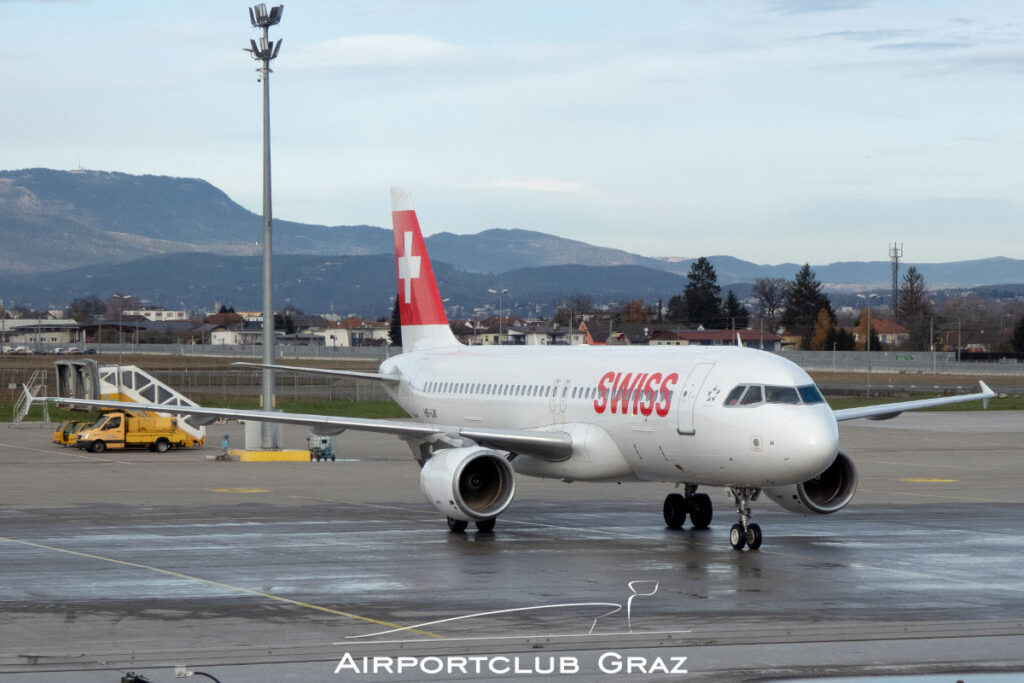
85 342 393 361
781 349 1024 377
5 348 1023 409
147 369 390 402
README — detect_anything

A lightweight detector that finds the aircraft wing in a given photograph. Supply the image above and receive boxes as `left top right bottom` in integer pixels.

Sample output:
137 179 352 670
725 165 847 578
831 381 996 422
39 397 573 460
232 362 400 384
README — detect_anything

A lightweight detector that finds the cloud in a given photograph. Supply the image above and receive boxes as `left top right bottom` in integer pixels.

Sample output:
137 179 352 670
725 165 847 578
873 41 974 51
769 0 872 15
467 178 597 195
287 34 464 69
797 29 913 43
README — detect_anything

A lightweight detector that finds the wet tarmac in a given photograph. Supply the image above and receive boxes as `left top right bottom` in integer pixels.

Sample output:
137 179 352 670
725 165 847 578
1 412 1022 681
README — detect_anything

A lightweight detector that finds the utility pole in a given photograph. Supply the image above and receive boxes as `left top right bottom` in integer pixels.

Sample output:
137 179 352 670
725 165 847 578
246 3 283 449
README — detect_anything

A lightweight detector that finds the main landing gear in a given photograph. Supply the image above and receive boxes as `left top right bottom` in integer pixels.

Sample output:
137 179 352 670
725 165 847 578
446 517 496 533
663 484 713 531
728 487 762 551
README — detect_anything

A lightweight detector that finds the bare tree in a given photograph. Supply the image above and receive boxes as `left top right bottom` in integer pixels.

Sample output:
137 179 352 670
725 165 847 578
752 278 786 332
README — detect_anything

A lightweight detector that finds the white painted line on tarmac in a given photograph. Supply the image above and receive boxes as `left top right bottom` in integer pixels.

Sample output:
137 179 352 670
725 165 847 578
0 441 133 464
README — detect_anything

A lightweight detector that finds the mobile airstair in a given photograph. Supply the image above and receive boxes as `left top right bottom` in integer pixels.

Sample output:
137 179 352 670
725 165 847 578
53 360 206 444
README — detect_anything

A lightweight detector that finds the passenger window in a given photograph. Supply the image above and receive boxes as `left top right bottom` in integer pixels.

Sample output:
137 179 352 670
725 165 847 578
725 385 746 406
765 386 800 404
740 386 764 405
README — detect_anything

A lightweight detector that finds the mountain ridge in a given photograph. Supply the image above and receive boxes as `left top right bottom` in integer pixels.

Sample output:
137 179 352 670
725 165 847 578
1 168 1021 294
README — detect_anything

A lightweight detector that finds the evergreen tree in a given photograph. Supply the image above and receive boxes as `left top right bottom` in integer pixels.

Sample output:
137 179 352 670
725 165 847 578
665 294 687 324
723 290 750 329
897 266 933 349
1011 314 1024 352
782 264 833 349
826 326 857 351
684 257 723 328
389 297 402 347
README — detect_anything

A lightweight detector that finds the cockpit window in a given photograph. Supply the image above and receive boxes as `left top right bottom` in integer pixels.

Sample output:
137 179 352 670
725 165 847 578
724 385 746 406
740 385 764 405
765 386 800 404
725 383 826 406
798 384 825 404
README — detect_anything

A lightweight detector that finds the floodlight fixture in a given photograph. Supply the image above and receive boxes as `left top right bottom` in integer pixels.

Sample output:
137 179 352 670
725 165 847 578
249 4 283 28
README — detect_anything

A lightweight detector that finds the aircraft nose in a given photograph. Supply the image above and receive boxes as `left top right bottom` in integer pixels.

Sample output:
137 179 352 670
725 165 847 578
782 410 839 479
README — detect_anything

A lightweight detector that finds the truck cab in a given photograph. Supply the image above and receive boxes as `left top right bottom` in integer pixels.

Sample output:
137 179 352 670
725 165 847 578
75 410 200 453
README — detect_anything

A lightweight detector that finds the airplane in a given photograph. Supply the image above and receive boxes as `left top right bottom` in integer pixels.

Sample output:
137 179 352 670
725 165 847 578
44 187 997 550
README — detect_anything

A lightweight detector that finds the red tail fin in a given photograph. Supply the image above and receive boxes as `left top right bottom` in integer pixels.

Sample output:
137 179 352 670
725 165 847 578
391 188 459 351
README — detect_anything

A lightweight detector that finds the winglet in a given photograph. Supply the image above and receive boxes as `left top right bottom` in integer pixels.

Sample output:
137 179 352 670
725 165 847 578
979 380 995 409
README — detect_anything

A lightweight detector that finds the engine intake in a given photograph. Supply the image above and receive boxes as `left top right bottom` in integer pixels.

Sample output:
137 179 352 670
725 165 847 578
764 451 858 515
420 447 516 521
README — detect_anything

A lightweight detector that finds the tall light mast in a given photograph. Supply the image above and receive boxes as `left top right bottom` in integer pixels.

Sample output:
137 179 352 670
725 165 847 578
246 3 283 449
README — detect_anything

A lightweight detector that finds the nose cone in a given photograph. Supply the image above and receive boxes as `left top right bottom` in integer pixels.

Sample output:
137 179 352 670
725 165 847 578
782 409 840 481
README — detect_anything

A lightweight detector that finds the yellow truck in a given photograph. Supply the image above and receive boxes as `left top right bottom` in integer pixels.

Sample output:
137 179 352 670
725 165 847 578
52 419 87 446
75 410 201 453
66 421 91 448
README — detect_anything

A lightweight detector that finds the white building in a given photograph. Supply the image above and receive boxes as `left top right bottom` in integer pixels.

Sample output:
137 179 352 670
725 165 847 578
123 308 188 322
0 319 83 347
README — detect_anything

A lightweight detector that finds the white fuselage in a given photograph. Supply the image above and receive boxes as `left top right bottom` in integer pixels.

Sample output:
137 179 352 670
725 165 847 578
380 344 839 488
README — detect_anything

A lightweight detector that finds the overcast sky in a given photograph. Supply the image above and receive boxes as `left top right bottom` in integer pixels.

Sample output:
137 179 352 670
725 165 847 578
3 0 1023 265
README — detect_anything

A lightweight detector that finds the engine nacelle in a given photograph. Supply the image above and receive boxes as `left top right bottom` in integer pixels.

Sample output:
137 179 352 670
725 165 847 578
420 447 516 522
764 451 858 515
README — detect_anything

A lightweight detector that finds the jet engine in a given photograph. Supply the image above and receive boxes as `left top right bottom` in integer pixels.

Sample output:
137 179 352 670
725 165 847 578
420 447 516 521
763 451 858 514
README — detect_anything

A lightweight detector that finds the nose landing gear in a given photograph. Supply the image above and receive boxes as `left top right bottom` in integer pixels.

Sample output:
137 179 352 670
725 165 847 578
728 486 762 550
663 484 714 530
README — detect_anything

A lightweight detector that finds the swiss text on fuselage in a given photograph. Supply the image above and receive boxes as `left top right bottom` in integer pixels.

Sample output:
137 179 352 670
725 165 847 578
592 371 679 417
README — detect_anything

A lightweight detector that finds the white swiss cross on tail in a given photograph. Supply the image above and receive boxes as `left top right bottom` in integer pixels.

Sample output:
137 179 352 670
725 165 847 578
390 187 459 352
397 231 421 304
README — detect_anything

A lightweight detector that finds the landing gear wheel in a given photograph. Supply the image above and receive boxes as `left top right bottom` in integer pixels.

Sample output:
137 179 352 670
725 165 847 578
446 517 468 533
745 523 763 550
689 493 713 529
475 518 496 533
729 523 746 550
663 493 687 529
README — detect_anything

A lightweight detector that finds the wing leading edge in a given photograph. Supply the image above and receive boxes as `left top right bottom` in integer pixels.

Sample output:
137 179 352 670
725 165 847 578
231 362 401 384
831 381 996 422
39 397 573 460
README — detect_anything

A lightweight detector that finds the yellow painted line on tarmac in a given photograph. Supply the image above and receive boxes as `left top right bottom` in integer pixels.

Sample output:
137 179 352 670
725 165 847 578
900 478 959 483
205 487 271 493
0 534 441 638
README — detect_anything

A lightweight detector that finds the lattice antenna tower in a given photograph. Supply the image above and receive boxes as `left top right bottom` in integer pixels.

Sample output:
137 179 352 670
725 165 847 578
890 242 903 323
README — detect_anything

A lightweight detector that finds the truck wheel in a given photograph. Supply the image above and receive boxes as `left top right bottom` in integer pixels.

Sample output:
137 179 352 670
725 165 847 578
154 439 170 453
91 442 106 453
